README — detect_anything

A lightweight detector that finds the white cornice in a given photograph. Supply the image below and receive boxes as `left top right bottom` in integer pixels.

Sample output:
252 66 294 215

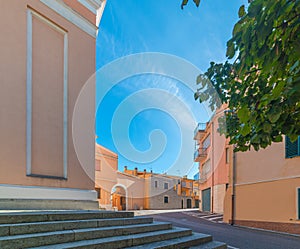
78 0 103 14
40 0 98 38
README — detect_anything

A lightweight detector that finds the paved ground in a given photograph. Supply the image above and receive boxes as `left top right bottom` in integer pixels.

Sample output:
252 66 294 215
137 209 300 249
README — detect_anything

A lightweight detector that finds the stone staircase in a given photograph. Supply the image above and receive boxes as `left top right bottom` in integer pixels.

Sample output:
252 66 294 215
0 211 227 248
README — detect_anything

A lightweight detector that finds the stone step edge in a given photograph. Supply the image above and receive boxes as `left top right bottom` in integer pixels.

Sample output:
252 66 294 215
28 227 193 249
0 222 173 248
0 216 154 236
0 211 134 224
124 232 213 249
189 240 227 249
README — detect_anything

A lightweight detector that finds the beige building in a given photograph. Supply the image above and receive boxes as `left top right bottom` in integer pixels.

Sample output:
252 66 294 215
125 168 199 210
95 144 145 211
0 0 105 209
224 137 300 234
94 144 199 211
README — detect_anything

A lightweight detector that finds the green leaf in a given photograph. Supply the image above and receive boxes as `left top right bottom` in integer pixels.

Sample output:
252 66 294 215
268 112 281 123
274 135 283 142
238 5 246 18
193 0 200 7
271 81 285 99
237 106 250 123
241 123 251 136
263 123 272 133
181 0 189 9
226 40 235 59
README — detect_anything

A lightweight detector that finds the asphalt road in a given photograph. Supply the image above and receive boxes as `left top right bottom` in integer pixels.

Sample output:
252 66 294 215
149 211 300 249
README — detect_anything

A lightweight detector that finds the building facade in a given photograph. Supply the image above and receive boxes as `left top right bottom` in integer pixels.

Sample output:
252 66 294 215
124 168 199 210
223 136 300 234
95 144 145 211
194 107 230 214
0 0 105 209
194 108 300 234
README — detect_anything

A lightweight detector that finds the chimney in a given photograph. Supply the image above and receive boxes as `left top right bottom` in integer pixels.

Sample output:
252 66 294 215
124 166 128 172
143 169 146 178
134 167 138 176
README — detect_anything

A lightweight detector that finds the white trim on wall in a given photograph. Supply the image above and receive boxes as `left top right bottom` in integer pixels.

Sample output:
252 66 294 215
26 9 68 178
26 9 33 176
0 184 97 201
78 0 98 14
40 0 98 37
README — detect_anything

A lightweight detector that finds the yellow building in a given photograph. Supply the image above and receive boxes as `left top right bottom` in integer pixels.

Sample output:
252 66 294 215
224 136 300 234
0 0 105 210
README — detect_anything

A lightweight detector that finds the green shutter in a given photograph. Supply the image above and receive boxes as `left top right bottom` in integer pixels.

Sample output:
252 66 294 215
285 136 299 158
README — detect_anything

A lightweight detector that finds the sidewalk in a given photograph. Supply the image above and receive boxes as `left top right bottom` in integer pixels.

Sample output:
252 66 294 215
133 208 198 216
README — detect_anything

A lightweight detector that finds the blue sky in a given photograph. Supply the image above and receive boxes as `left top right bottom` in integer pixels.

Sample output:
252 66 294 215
95 0 246 178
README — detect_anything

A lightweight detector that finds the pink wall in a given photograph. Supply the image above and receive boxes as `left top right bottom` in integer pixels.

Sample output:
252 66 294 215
0 0 97 190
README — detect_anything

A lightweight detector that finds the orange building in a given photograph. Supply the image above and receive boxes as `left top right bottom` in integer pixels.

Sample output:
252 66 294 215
0 0 105 209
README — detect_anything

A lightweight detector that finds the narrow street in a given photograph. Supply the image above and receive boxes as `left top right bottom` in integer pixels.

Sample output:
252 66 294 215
143 210 300 249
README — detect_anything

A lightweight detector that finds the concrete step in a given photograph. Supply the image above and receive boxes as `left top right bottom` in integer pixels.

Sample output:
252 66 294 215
124 232 212 248
0 216 153 236
28 226 193 249
0 210 134 224
0 221 172 249
190 241 227 249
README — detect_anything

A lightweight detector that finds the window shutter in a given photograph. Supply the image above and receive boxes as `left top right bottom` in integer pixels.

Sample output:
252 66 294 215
285 136 299 158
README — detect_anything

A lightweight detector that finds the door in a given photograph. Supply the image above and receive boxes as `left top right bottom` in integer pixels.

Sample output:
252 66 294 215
187 199 192 208
202 188 211 212
195 199 199 208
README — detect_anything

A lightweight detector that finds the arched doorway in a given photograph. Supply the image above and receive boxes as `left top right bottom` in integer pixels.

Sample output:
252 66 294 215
111 185 127 211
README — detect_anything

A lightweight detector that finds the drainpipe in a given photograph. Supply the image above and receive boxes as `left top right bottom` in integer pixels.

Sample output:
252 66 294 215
231 147 236 225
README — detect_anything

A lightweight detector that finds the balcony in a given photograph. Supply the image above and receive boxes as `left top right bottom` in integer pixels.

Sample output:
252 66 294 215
199 174 207 184
194 123 206 140
194 147 208 162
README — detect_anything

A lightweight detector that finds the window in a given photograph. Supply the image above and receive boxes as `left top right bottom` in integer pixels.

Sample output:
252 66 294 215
164 196 169 203
154 180 158 188
95 188 101 199
164 182 169 189
285 136 300 158
202 160 211 175
226 147 230 164
203 134 211 149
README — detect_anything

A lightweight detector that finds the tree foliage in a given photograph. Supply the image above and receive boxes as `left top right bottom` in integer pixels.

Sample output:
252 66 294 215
191 0 300 151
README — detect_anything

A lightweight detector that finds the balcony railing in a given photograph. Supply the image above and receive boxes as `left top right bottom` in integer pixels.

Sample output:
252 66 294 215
194 147 208 162
194 123 206 140
199 174 207 183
